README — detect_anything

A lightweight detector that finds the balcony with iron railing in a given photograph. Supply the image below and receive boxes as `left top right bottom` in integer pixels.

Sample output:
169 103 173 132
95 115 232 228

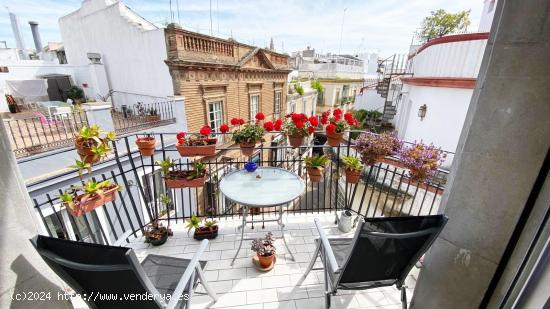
26 130 452 308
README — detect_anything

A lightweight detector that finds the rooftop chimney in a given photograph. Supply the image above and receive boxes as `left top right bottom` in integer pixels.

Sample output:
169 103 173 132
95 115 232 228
9 12 27 59
29 21 42 52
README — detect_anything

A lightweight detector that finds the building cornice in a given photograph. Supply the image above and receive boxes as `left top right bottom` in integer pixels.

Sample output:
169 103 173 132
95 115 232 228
409 32 490 59
400 77 477 89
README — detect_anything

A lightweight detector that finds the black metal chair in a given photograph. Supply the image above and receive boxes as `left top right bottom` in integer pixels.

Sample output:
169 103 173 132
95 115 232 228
30 235 217 309
299 215 448 309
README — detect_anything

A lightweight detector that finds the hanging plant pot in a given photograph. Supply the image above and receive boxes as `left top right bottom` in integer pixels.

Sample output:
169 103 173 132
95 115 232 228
176 139 217 157
66 185 119 217
239 141 256 156
326 132 344 147
306 166 324 182
165 175 207 189
75 140 100 164
193 226 219 240
135 137 156 156
102 185 119 204
145 115 161 122
345 169 361 184
287 134 304 148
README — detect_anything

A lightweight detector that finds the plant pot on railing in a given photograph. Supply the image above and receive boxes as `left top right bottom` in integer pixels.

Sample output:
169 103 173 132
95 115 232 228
326 131 344 147
135 137 156 156
193 226 218 240
66 185 119 217
239 141 257 156
75 141 101 164
306 166 324 182
287 134 304 148
145 115 161 122
345 169 361 184
176 139 217 157
164 170 207 189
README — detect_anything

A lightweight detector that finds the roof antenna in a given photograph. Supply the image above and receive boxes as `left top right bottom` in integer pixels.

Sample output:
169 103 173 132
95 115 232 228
176 0 180 25
168 0 174 23
209 0 213 35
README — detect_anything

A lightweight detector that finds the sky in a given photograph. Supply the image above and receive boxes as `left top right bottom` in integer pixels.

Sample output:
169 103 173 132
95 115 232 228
0 0 483 56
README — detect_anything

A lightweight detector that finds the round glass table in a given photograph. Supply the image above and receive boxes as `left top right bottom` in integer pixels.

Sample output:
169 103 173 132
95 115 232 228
219 167 305 265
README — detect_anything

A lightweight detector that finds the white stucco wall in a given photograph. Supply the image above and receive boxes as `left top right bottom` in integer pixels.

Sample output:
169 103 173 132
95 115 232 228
59 0 173 107
354 89 385 112
396 85 473 156
479 0 498 32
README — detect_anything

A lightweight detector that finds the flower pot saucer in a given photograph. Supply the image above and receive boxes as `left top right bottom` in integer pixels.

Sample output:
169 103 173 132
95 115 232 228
252 255 276 272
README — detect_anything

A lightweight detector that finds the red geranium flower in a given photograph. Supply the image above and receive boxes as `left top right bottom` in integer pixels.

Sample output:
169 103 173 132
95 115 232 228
238 118 245 125
263 121 274 131
255 112 265 121
326 123 336 135
320 116 329 125
291 113 301 123
300 113 308 121
344 112 353 121
334 114 341 122
308 116 319 127
333 108 343 116
230 118 240 125
274 119 283 131
199 125 212 136
295 121 305 129
322 111 330 117
220 124 229 133
177 138 185 145
176 132 185 139
308 126 315 134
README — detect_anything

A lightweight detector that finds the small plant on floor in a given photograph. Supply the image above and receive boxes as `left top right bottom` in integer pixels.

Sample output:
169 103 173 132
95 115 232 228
398 141 446 183
144 192 173 246
341 156 363 184
304 154 330 182
186 214 219 240
251 232 276 268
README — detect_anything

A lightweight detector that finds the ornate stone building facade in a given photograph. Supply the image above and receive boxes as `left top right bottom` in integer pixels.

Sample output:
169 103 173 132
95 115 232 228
164 24 291 135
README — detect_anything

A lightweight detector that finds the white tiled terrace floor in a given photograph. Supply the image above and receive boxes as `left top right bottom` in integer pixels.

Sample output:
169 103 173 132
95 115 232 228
127 212 418 309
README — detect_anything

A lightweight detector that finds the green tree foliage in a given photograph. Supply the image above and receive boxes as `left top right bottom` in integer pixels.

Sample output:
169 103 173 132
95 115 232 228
419 9 471 42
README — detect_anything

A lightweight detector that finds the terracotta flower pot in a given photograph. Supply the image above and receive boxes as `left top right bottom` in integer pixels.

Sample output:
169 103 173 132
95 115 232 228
67 185 119 217
193 226 219 240
287 134 304 148
239 141 256 156
135 137 156 156
306 166 324 182
75 140 100 164
176 139 217 157
102 186 119 204
345 169 361 184
145 115 161 122
165 175 207 189
326 132 344 147
258 253 275 269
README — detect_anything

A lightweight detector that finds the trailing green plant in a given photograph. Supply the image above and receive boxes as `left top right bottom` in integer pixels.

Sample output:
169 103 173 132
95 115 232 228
70 159 91 179
58 180 119 211
341 156 363 172
304 155 330 168
310 79 324 92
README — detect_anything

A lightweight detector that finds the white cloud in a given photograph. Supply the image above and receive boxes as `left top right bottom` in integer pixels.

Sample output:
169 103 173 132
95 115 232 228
0 0 482 56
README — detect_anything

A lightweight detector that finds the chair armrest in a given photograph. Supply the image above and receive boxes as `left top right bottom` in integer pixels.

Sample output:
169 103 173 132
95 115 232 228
314 218 340 273
166 239 209 309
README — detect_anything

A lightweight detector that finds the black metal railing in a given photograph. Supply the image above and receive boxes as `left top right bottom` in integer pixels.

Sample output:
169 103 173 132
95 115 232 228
4 111 88 158
30 131 451 244
111 101 176 134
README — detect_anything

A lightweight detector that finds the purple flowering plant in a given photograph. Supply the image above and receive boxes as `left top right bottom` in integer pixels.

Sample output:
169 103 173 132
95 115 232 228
354 132 402 165
251 232 276 257
399 141 446 182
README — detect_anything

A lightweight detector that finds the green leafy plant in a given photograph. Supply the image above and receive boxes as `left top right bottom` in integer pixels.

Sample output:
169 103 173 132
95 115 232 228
293 81 304 96
185 214 201 233
160 194 172 207
66 86 85 101
155 159 175 176
310 79 325 92
342 156 363 172
419 9 471 42
70 159 91 179
304 155 330 169
231 123 265 144
191 162 207 180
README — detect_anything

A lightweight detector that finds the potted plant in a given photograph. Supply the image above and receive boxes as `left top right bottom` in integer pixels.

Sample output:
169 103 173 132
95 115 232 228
398 141 446 183
74 125 116 164
251 232 276 269
145 108 160 122
156 159 208 189
341 156 363 184
280 113 318 148
175 125 224 157
59 180 120 217
66 86 86 104
304 154 330 182
185 214 219 240
135 134 156 156
144 194 173 246
354 132 401 165
320 109 358 147
231 113 266 156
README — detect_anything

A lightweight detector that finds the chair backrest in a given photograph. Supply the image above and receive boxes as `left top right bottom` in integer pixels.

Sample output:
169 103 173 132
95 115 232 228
337 215 448 288
31 235 164 309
